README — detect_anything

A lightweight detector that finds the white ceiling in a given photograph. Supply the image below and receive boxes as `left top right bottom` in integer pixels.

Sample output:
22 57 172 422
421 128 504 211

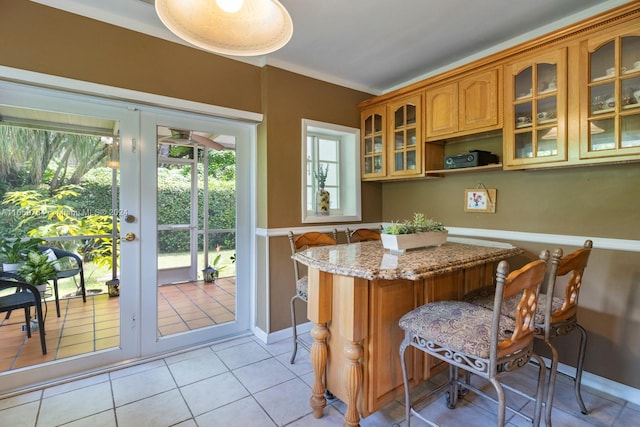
33 0 631 95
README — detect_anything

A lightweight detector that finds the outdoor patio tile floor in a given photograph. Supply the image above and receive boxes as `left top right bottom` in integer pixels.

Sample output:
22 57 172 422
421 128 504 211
0 277 236 372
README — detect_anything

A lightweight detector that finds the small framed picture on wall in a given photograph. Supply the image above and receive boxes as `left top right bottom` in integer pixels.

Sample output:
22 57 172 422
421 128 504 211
464 188 496 213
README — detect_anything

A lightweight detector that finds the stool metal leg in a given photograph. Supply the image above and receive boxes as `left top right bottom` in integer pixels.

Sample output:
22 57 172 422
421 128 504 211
290 294 299 364
544 340 559 427
574 324 589 414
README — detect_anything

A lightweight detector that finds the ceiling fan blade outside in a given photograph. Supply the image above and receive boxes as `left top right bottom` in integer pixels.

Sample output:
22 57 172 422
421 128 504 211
190 133 225 151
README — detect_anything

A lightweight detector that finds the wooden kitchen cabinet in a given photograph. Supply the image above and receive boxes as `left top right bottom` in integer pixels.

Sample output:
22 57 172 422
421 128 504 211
361 105 387 179
579 23 640 161
387 93 423 178
358 4 640 178
425 68 501 140
360 94 424 180
503 48 568 169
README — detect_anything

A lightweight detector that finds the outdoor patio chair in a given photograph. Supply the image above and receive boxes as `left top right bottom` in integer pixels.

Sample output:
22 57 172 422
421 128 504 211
40 246 86 317
0 278 47 354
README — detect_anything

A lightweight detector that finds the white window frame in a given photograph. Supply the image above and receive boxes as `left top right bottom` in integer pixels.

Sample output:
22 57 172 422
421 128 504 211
301 118 361 223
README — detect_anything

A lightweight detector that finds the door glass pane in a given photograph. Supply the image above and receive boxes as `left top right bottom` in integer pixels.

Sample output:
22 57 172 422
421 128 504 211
622 36 640 72
156 126 237 338
589 118 615 151
515 132 533 158
395 131 404 150
537 63 557 94
621 115 640 148
0 105 121 371
395 152 404 171
515 102 532 128
515 66 533 99
364 156 372 174
373 114 382 132
622 76 640 110
590 83 615 115
374 135 383 153
407 128 416 147
537 97 557 125
590 40 614 82
364 115 372 136
406 150 416 170
406 104 416 125
394 107 404 128
364 137 373 155
537 129 558 156
373 155 383 173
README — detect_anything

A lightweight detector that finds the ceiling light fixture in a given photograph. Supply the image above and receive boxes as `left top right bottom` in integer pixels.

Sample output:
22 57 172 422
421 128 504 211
154 0 293 57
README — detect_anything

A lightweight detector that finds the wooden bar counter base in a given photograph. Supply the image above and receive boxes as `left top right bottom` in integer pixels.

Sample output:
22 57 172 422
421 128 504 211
293 238 523 427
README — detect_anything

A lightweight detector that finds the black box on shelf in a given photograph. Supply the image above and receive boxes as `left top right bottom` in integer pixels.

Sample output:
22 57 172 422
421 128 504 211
444 150 499 169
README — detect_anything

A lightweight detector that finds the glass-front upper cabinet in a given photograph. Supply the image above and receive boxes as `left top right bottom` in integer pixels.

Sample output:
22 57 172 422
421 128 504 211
503 48 567 169
361 105 386 179
387 93 423 177
581 29 640 160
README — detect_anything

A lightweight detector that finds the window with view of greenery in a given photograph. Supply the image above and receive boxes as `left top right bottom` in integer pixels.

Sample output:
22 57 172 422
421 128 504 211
301 119 361 223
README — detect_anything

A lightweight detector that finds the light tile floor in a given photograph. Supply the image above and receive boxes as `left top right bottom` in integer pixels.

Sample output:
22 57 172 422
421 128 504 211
0 334 638 427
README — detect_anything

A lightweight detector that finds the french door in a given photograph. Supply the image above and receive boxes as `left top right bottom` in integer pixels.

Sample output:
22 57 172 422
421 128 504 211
139 110 251 355
0 80 253 393
0 81 139 393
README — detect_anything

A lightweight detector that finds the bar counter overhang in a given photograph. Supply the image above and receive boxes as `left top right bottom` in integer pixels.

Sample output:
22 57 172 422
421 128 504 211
293 238 524 427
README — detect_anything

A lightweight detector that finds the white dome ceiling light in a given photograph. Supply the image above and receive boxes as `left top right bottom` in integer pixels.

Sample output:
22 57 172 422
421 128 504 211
155 0 293 56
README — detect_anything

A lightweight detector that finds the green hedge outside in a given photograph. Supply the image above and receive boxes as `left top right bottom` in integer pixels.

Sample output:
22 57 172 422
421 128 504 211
0 167 236 253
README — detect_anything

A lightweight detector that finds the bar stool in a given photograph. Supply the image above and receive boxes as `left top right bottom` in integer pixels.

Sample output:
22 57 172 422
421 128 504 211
288 229 337 364
345 227 381 243
465 240 593 422
399 251 552 427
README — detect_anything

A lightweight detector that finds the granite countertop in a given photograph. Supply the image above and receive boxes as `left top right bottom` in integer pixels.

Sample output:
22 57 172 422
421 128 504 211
292 238 523 281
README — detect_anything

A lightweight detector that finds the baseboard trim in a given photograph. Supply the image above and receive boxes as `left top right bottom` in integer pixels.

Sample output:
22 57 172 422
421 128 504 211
554 360 640 406
254 322 313 346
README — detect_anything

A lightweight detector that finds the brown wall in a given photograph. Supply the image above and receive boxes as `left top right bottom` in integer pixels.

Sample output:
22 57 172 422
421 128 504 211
0 1 262 113
261 66 377 228
259 66 376 331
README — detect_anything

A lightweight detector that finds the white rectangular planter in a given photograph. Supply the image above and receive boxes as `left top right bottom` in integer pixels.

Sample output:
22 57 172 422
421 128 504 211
381 231 448 253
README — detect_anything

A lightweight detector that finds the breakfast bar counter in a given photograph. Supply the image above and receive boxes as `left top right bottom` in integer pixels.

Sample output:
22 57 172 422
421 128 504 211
293 238 523 427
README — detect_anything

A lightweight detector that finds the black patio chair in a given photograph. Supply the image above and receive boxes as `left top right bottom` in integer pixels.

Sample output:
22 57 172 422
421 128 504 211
0 278 47 354
40 246 86 317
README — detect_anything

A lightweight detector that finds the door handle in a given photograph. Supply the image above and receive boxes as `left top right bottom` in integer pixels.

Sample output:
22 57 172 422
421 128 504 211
124 232 136 241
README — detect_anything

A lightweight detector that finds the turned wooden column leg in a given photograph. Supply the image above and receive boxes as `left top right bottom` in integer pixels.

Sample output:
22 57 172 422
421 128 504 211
310 322 329 418
343 340 363 427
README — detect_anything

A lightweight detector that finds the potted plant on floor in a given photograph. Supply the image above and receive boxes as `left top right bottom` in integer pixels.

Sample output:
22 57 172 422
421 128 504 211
0 237 42 272
17 250 58 296
381 213 448 253
202 245 228 283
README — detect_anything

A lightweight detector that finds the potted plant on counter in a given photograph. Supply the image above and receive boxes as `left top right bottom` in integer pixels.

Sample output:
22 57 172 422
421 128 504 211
381 213 448 253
